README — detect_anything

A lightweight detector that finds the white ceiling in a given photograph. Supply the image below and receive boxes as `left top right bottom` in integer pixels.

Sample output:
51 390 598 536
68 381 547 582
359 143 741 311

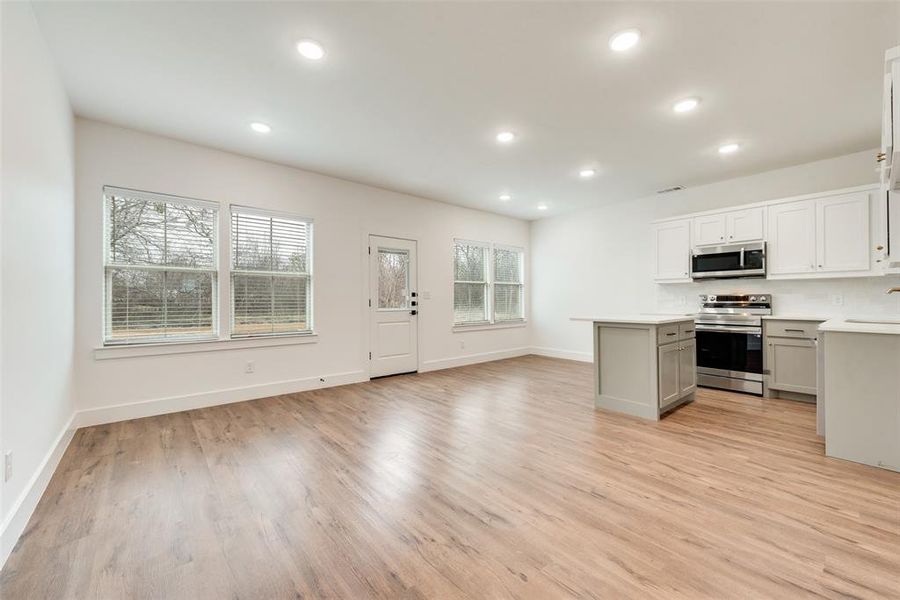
32 1 900 219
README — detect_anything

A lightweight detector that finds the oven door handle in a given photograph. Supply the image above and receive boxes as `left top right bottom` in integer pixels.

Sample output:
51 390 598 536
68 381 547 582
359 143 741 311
695 324 762 334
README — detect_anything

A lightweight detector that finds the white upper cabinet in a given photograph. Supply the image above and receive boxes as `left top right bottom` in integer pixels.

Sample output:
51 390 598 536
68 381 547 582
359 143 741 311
652 219 691 282
816 192 870 273
767 191 871 278
768 199 817 275
692 207 764 247
692 214 727 246
726 207 765 243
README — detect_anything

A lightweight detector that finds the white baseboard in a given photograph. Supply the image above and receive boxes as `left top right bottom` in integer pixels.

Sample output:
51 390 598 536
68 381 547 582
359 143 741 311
529 346 593 363
75 370 368 429
420 347 531 372
0 413 77 569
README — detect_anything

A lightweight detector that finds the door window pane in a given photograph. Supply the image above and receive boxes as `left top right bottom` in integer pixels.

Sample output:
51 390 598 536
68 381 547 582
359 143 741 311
378 248 409 309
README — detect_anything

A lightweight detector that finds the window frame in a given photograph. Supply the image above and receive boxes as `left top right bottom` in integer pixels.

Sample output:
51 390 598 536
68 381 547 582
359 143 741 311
451 239 526 328
228 205 315 339
102 186 220 346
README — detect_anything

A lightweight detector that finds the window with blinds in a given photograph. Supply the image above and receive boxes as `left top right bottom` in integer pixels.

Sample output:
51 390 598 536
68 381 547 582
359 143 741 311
493 246 524 321
231 208 312 337
453 240 525 325
103 187 218 344
453 241 490 324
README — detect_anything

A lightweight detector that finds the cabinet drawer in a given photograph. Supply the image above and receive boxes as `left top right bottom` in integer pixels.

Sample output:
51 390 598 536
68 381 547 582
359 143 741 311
766 320 820 339
678 322 696 340
657 324 680 344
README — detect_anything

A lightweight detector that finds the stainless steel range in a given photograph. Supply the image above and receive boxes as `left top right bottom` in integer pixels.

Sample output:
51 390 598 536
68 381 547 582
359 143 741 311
694 293 772 395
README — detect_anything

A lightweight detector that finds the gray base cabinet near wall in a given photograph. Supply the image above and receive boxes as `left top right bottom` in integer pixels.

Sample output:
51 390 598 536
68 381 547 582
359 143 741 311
572 317 696 420
763 318 824 401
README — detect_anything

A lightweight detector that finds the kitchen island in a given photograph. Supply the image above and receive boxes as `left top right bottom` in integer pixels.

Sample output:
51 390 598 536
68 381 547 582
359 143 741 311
572 316 696 420
819 317 900 472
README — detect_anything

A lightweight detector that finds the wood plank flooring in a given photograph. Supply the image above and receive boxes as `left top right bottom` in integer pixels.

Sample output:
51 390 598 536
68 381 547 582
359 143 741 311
2 355 899 599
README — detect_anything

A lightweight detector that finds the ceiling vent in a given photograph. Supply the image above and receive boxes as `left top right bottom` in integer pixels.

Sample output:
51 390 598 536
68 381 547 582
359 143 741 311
656 185 685 194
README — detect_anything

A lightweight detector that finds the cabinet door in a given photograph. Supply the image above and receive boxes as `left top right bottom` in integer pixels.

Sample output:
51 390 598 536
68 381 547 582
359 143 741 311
767 199 816 275
816 192 870 273
767 337 817 395
658 342 681 408
692 214 727 246
652 220 691 281
678 339 696 397
726 207 765 243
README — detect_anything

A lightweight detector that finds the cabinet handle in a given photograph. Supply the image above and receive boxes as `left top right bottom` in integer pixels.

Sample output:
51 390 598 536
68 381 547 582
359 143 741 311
784 328 805 333
877 153 886 162
666 332 677 336
876 245 885 251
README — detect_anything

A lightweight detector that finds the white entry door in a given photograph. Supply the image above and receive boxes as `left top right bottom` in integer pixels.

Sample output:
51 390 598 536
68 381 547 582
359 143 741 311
369 235 418 377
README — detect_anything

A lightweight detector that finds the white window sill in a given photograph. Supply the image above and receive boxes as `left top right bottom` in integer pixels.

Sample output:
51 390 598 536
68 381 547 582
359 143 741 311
452 321 527 333
94 333 318 360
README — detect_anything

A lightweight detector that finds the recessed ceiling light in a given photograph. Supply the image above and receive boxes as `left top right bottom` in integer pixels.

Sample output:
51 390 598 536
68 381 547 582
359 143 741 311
296 39 326 60
718 142 740 155
496 131 516 144
250 122 271 134
499 193 512 201
673 97 700 113
579 168 596 178
609 29 641 52
537 204 548 211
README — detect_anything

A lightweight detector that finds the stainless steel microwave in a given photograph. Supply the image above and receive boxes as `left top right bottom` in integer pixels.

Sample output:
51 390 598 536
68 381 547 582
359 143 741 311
691 241 765 279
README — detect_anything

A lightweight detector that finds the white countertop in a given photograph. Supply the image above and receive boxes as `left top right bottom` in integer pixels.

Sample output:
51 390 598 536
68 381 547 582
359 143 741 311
570 315 693 325
762 315 829 322
819 318 900 335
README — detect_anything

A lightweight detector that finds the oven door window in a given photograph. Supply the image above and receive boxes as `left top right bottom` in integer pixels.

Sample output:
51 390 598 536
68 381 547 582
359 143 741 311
696 330 763 374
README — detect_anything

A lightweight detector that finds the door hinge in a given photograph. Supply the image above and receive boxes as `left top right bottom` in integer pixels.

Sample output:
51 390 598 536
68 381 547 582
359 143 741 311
368 246 371 255
368 352 372 360
368 298 371 307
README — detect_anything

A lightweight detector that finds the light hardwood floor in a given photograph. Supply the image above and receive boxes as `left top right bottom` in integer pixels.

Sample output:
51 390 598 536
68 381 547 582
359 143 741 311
2 355 899 599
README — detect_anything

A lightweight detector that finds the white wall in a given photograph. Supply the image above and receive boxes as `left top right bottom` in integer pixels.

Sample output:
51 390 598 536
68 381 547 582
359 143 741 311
74 119 530 422
0 2 76 564
531 149 900 360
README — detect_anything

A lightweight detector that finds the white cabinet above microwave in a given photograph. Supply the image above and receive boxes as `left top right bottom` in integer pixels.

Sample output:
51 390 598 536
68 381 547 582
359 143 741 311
692 207 765 247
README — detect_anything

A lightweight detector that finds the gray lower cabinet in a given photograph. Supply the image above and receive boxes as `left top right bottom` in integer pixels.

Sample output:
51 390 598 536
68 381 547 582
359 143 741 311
658 337 697 410
763 319 824 400
767 337 817 395
679 339 697 397
658 342 681 407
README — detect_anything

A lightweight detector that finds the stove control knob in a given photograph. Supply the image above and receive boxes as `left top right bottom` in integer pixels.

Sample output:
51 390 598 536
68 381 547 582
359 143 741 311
708 295 716 301
749 296 757 302
699 295 707 301
758 295 767 302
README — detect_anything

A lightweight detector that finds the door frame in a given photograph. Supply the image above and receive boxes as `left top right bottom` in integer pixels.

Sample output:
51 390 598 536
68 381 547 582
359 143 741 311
364 232 421 379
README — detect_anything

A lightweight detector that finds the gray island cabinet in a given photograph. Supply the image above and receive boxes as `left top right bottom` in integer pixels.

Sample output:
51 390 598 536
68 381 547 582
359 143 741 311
572 316 697 420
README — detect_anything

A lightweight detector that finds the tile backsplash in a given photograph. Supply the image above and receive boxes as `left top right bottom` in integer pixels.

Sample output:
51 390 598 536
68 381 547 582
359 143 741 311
656 275 900 318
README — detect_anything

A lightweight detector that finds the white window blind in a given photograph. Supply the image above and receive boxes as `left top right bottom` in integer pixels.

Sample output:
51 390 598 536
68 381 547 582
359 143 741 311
231 208 312 337
493 246 524 321
103 187 218 344
453 241 489 324
453 240 525 326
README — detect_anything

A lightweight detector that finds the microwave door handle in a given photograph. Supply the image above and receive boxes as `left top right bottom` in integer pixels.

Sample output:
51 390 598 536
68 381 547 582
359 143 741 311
739 247 745 268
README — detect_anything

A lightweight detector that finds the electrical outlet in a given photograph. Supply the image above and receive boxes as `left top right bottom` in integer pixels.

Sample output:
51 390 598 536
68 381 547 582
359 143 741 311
831 294 844 306
245 361 255 374
4 452 12 482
